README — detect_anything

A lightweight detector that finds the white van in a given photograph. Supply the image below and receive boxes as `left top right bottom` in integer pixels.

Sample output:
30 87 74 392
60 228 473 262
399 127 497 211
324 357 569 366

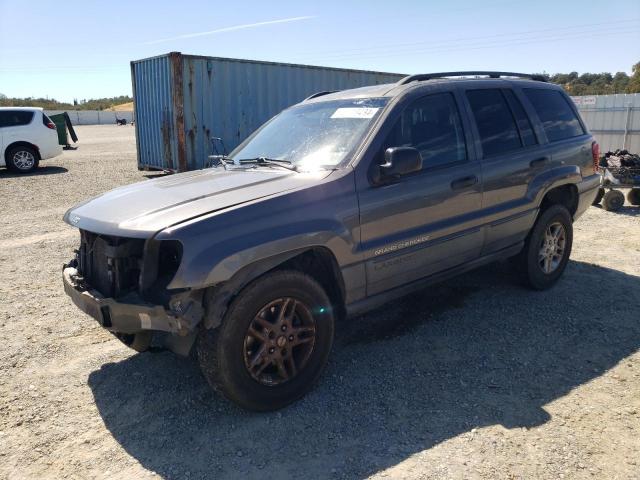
0 107 63 173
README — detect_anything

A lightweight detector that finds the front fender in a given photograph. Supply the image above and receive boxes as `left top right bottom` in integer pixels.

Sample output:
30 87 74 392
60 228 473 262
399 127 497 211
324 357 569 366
169 224 352 290
154 170 360 291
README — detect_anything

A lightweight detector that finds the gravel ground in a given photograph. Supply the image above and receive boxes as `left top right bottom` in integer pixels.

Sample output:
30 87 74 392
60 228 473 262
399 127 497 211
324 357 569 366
0 125 639 480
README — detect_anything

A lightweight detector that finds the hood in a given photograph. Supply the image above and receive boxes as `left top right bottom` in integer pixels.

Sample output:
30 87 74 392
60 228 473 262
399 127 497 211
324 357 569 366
64 167 333 237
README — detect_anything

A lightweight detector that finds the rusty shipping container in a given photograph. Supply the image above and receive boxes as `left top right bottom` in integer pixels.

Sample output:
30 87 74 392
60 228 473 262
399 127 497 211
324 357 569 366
130 52 404 172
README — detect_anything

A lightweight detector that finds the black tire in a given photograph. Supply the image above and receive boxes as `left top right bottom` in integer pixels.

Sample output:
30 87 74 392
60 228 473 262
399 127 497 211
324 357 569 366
113 331 152 352
197 270 334 411
592 187 605 205
6 145 39 173
514 204 573 290
602 189 624 211
626 189 640 206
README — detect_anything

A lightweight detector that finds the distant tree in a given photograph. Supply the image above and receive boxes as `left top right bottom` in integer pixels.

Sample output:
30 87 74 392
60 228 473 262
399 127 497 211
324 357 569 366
545 62 639 95
0 95 133 110
628 62 640 93
612 72 630 92
0 93 6 99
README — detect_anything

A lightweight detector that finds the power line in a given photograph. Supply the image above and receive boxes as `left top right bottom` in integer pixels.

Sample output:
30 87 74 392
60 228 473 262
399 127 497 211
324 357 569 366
287 19 640 60
297 26 640 63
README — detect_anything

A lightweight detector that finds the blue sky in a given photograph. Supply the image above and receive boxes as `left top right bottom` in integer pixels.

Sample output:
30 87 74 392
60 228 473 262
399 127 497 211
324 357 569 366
1 0 639 102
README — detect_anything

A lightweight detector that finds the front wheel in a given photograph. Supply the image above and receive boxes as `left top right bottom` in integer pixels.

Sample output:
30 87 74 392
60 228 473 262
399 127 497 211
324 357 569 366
197 270 334 411
514 204 573 290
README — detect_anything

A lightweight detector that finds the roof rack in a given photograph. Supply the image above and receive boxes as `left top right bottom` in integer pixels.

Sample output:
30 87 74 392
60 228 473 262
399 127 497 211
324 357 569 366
304 90 336 101
397 71 547 85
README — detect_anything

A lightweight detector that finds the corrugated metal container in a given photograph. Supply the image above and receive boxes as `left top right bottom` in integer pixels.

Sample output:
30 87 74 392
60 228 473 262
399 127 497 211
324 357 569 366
131 52 404 171
572 93 640 154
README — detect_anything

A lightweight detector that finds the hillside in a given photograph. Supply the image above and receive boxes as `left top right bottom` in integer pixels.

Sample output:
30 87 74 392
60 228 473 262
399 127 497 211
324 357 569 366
0 95 133 111
107 102 134 111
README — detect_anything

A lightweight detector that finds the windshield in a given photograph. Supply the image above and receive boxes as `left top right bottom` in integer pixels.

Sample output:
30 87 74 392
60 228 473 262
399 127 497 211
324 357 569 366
230 97 388 169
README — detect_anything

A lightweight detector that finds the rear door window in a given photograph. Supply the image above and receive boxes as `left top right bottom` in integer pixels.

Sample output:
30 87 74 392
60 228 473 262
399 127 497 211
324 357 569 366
466 89 521 157
523 89 584 142
0 110 35 127
503 90 537 147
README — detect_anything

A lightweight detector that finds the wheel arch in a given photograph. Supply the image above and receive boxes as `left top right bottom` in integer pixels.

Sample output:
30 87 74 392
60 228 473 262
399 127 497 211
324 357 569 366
539 183 579 218
529 165 581 219
5 141 41 161
202 246 346 330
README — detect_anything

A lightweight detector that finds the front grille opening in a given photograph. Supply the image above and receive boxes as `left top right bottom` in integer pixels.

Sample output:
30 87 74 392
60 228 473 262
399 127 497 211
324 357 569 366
78 230 145 298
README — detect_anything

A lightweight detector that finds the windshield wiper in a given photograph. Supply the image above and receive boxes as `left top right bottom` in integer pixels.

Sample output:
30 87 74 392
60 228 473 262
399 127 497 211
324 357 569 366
207 154 234 169
237 157 297 171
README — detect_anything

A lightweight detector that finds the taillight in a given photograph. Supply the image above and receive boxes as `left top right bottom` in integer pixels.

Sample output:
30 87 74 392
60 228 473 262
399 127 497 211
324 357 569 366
46 121 56 130
591 141 600 172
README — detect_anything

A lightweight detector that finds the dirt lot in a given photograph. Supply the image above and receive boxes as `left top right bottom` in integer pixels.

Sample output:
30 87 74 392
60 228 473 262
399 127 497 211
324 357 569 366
0 125 639 480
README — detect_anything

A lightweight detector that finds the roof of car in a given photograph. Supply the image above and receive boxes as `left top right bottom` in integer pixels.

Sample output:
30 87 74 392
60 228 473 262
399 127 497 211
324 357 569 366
0 106 44 111
303 84 398 103
303 74 559 104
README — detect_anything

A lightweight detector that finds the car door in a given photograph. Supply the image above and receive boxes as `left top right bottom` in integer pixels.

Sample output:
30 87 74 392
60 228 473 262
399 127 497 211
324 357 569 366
356 89 483 296
461 86 544 254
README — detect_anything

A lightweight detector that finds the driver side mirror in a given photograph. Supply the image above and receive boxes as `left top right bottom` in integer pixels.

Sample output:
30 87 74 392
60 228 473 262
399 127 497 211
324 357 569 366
376 147 422 183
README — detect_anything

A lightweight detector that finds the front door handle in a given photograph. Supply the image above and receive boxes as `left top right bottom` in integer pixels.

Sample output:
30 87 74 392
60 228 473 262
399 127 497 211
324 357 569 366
450 175 478 190
530 156 549 168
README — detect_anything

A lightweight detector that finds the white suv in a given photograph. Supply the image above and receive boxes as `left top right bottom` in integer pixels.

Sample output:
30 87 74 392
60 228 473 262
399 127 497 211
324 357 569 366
0 107 63 173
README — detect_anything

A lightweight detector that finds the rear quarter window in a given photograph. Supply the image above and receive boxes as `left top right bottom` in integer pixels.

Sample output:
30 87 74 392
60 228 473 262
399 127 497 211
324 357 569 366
523 89 584 142
0 110 35 127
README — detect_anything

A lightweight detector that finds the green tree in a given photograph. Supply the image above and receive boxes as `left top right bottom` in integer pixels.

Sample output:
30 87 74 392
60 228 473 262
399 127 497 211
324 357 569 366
628 62 640 93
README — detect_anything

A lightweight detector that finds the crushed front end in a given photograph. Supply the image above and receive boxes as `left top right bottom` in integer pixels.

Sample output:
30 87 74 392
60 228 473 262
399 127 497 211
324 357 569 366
62 230 204 354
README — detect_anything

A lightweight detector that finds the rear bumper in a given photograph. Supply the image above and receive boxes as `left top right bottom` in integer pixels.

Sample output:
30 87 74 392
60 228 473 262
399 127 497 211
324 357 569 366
575 173 601 220
39 142 63 160
62 266 182 334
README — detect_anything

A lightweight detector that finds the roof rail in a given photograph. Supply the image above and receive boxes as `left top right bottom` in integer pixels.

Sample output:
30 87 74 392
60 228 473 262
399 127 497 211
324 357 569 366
397 71 547 85
304 90 336 101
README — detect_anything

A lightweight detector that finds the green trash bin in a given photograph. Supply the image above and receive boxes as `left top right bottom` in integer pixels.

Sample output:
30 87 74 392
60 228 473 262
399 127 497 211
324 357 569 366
49 113 69 146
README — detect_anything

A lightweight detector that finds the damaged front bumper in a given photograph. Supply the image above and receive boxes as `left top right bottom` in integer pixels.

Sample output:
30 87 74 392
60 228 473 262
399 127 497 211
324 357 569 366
62 265 203 338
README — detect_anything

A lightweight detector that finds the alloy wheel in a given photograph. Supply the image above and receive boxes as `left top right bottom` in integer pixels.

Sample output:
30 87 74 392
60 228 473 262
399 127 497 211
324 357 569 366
243 297 316 386
538 221 566 274
13 150 35 170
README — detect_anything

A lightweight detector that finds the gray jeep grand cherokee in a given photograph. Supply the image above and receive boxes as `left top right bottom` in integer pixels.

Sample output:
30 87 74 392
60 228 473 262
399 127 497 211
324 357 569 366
63 72 600 410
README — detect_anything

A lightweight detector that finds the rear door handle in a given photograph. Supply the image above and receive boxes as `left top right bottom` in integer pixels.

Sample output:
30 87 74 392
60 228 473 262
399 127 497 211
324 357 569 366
530 156 549 168
450 175 478 190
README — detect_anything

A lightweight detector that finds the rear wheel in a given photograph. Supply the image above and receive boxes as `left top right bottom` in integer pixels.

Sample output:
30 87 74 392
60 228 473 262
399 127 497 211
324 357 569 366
626 189 640 206
602 189 624 211
6 145 39 173
592 187 605 205
514 204 573 290
197 270 334 411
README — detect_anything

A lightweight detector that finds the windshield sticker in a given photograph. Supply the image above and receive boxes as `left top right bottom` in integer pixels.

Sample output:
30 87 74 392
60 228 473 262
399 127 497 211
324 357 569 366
330 107 379 119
